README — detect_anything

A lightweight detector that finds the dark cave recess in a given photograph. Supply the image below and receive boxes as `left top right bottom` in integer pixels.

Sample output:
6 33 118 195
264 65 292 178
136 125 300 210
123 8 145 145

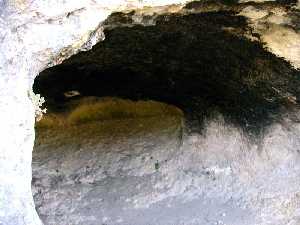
34 10 300 136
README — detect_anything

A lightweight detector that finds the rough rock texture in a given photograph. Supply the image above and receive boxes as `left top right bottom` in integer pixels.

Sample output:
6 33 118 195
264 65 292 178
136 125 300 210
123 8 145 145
32 104 300 225
0 1 190 225
35 9 300 136
0 0 300 225
32 6 300 223
33 113 184 225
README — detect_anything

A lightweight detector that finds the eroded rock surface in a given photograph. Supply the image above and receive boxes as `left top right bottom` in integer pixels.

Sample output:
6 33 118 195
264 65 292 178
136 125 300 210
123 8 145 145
33 98 185 225
32 99 300 224
1 1 300 225
35 9 300 136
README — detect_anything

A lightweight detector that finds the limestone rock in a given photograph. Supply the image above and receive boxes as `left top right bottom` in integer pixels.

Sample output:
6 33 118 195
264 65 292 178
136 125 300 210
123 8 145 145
0 1 300 225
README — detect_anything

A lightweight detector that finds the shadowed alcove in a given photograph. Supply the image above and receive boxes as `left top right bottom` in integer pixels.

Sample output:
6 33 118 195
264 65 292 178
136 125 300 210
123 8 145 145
34 10 300 136
32 5 300 225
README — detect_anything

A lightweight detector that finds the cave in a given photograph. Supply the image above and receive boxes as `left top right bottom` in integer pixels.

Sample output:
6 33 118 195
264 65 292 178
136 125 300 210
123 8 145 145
34 8 300 137
1 1 300 225
31 3 300 225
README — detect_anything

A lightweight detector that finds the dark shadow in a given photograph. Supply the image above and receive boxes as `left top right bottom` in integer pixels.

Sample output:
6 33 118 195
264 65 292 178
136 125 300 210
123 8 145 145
34 11 300 136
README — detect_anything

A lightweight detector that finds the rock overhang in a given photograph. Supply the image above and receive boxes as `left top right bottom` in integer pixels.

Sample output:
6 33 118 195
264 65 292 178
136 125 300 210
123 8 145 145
34 2 300 137
1 0 300 225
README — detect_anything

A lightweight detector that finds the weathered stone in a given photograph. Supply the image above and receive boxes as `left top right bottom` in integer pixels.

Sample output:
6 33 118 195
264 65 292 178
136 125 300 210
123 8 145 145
32 103 300 225
0 0 300 224
0 1 190 224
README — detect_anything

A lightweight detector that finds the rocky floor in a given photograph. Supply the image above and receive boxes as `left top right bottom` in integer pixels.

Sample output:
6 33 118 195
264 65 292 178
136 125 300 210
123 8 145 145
32 110 300 225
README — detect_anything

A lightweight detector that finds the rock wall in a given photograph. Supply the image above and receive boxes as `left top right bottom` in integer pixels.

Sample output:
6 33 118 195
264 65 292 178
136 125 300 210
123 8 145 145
32 101 300 225
0 1 190 225
0 0 300 225
31 95 300 225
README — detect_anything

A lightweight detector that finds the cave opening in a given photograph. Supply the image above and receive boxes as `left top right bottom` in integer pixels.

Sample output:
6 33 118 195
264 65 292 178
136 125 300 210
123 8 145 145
34 10 300 136
32 6 300 225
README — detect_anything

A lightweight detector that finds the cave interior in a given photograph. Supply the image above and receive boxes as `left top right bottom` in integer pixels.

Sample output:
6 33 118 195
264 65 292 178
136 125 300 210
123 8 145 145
30 2 300 224
34 7 300 136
